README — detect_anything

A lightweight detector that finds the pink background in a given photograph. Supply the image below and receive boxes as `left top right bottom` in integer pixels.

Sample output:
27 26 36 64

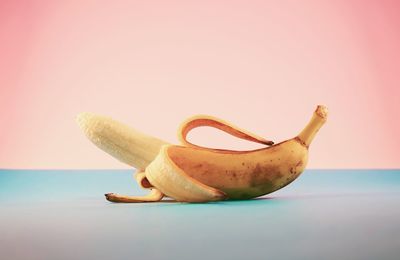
1 0 399 169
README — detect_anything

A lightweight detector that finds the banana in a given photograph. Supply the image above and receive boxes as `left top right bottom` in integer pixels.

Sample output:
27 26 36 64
77 106 328 203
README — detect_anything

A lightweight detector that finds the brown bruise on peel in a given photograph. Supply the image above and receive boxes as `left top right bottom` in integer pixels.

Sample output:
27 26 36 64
251 161 305 198
248 163 282 187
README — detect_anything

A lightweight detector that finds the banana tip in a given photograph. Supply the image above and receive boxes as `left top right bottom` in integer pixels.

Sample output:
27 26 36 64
105 193 114 201
76 112 95 131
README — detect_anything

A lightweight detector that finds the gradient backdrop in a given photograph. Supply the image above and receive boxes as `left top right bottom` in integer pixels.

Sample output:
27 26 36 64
1 0 399 169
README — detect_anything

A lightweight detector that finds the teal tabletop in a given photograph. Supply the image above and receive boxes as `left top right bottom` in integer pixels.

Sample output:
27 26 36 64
1 169 399 260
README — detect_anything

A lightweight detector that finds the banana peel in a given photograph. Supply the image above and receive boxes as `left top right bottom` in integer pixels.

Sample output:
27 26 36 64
77 105 328 203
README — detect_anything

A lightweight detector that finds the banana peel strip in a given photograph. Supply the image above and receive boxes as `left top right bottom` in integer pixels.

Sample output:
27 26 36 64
146 145 228 202
105 189 164 203
177 115 274 151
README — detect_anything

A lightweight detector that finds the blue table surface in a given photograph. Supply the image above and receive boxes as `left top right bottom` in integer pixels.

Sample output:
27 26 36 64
1 169 399 260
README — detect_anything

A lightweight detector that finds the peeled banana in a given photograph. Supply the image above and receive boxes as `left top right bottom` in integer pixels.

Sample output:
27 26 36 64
77 105 328 203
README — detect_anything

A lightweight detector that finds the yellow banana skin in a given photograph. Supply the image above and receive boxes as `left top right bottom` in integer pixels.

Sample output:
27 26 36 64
77 105 327 203
161 139 308 200
144 105 327 200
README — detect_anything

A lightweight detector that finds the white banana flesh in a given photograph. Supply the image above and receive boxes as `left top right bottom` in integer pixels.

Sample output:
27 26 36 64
77 113 168 170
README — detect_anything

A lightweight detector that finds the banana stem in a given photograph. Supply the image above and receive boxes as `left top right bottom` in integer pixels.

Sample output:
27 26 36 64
297 105 328 147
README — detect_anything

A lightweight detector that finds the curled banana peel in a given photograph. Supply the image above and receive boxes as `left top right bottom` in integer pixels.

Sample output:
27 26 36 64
77 105 328 203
